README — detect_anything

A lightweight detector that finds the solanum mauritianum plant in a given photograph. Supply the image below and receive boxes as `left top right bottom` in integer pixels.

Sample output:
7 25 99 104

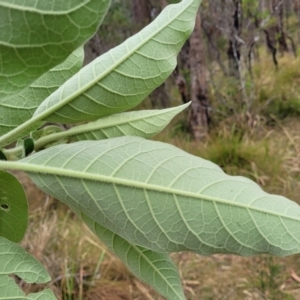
1 1 300 299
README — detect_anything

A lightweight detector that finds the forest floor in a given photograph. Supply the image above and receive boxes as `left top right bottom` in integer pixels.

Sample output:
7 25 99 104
20 52 300 300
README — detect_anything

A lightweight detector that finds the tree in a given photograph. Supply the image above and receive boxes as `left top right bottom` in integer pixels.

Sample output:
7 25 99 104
189 11 210 140
294 0 300 42
227 0 242 78
273 0 289 54
131 0 151 29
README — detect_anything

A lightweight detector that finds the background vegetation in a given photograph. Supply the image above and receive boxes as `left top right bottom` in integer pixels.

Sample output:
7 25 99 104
20 0 300 299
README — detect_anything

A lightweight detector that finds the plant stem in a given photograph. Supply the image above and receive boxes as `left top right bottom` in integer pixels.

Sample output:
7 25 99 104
0 115 44 148
1 145 24 161
34 130 71 151
0 80 89 147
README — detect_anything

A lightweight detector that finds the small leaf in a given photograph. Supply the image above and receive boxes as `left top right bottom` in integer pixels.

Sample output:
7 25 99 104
32 126 68 150
0 236 56 299
33 0 202 124
24 138 35 156
18 136 300 256
31 126 65 141
0 0 110 98
69 103 189 142
81 212 185 300
33 104 189 150
0 47 84 139
0 170 27 242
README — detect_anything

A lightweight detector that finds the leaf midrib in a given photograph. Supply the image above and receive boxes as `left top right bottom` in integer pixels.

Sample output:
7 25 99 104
69 104 188 134
33 0 195 117
7 161 299 223
129 244 184 299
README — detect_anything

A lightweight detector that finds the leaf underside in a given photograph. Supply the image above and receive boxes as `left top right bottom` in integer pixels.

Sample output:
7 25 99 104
66 103 190 142
33 0 201 124
0 236 56 299
81 212 185 300
19 136 300 257
0 0 110 98
0 48 84 140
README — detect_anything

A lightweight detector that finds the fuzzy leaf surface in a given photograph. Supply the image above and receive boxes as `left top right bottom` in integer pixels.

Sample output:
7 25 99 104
17 136 300 257
0 170 27 242
0 236 56 299
81 212 185 300
0 0 110 98
33 0 201 123
69 103 189 141
0 48 84 139
34 104 189 149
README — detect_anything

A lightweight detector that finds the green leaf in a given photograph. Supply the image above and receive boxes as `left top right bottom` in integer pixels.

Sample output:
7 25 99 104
23 138 35 156
33 104 189 150
33 0 201 124
0 0 110 98
69 103 189 141
81 212 185 300
0 47 84 140
0 236 56 299
0 170 27 242
16 136 300 256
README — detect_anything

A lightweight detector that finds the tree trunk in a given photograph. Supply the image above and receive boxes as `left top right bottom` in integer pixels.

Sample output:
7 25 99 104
273 0 289 54
159 0 168 8
131 0 151 29
227 0 241 78
84 34 102 65
263 29 278 67
261 0 279 67
293 0 300 42
189 12 210 141
174 40 190 104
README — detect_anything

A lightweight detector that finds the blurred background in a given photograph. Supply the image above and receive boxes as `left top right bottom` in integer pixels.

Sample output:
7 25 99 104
22 0 300 299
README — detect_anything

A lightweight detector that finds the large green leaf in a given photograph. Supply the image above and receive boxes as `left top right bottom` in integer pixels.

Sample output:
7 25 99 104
0 48 84 140
33 104 189 150
33 0 201 124
0 170 27 242
0 0 110 98
81 212 185 300
0 236 56 299
14 136 300 257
